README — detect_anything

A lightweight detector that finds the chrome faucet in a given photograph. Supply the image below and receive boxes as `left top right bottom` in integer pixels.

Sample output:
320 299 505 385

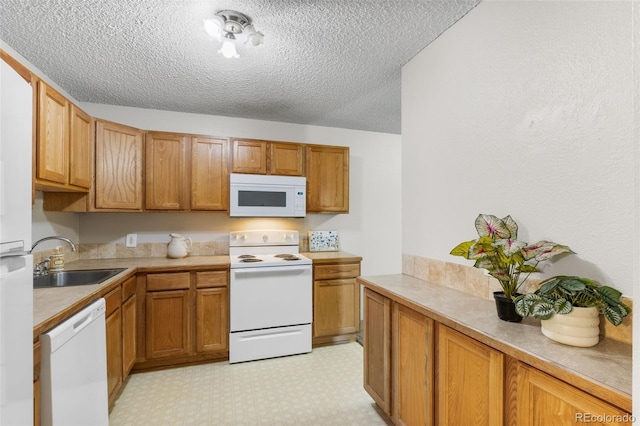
30 236 77 254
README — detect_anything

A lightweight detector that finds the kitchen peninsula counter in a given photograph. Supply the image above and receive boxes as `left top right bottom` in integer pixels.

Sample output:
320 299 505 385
357 273 632 413
33 256 229 338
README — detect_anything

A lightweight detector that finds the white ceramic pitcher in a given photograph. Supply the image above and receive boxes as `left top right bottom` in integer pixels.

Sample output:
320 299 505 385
167 233 192 259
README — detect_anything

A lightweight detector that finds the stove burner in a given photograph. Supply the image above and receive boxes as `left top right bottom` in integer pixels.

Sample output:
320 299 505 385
238 254 256 259
239 258 263 263
275 254 299 260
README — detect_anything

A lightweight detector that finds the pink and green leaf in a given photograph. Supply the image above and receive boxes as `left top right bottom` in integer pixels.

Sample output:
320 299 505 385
475 214 511 239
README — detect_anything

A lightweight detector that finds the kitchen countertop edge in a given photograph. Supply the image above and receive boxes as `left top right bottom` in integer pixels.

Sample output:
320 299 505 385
357 273 632 413
33 256 230 339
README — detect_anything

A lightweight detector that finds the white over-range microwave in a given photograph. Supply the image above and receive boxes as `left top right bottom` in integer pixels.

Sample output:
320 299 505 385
229 173 306 217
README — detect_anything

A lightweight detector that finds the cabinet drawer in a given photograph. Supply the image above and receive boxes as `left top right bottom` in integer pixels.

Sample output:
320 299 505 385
146 272 190 291
122 276 136 300
104 286 122 317
314 263 360 280
196 270 228 288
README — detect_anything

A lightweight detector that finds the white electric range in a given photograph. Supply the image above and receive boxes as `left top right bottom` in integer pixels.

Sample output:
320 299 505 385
228 230 312 363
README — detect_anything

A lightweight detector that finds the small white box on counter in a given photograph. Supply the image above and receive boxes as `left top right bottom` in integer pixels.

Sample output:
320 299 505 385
308 230 339 252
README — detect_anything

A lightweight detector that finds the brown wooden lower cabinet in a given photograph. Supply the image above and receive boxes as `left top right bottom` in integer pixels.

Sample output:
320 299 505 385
362 287 631 426
196 287 228 353
363 288 392 415
105 286 123 403
516 363 633 425
312 261 361 346
146 288 192 359
394 303 433 426
121 276 137 377
135 269 229 370
436 324 504 426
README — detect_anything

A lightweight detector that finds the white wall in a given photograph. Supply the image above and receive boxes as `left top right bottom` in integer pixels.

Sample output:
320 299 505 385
402 0 636 297
78 104 402 276
402 0 638 413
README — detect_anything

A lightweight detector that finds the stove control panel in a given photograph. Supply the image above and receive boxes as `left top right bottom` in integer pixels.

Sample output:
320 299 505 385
230 230 300 247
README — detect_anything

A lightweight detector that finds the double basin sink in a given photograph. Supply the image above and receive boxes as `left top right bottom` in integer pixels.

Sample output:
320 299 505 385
33 268 126 288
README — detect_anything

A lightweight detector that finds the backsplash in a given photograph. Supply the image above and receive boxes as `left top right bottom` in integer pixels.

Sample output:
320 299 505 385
402 254 633 345
32 236 311 264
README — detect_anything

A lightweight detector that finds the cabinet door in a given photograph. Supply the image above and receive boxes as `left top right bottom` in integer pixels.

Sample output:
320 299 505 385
437 325 504 426
313 277 360 337
516 363 632 425
95 120 144 210
363 288 392 415
36 81 68 184
122 294 137 377
145 132 188 210
105 285 123 402
269 142 304 176
68 104 92 189
106 308 122 401
146 289 192 359
191 136 229 210
306 145 349 213
231 139 267 174
196 287 229 353
393 303 434 426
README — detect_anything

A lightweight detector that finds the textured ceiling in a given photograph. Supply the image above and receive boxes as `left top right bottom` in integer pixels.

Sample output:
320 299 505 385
1 1 479 134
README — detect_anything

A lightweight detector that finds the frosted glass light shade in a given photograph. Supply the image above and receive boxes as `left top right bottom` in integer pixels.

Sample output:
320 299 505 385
219 37 239 58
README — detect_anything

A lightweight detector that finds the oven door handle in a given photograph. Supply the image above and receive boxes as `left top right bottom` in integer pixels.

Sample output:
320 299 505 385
232 265 311 275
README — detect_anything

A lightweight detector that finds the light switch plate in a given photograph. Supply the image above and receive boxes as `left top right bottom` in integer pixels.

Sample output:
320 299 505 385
125 233 137 248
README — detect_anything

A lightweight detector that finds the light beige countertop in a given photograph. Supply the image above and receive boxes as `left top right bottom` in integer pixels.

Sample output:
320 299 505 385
33 256 229 339
357 273 632 413
301 251 362 263
33 253 361 340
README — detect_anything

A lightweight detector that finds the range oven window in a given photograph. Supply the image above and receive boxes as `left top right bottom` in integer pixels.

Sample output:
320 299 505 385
238 190 286 207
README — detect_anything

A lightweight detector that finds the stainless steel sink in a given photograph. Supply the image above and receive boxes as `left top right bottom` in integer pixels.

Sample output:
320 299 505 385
33 268 126 288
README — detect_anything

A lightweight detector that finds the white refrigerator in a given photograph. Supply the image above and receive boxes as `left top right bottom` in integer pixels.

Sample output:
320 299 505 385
0 57 34 424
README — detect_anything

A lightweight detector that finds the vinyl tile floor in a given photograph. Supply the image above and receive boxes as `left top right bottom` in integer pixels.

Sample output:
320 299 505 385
109 342 393 426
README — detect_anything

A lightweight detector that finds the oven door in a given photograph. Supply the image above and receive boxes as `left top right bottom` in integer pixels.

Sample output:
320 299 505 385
230 265 312 332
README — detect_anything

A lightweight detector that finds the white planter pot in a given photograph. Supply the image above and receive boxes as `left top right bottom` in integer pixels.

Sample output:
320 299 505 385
540 306 600 347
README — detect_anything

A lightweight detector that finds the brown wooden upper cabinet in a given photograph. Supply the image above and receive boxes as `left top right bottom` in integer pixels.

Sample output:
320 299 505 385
145 132 188 210
35 81 92 192
306 144 349 213
190 136 228 211
145 132 229 211
231 138 304 176
95 120 144 210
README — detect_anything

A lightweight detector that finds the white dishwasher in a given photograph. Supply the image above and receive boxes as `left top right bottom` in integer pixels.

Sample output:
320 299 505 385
40 298 109 426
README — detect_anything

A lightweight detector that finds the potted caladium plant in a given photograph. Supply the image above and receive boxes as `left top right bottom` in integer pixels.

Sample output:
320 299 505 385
450 214 573 322
513 276 631 347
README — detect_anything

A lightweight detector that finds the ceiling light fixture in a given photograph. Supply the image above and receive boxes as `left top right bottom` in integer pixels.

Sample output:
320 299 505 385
203 10 264 59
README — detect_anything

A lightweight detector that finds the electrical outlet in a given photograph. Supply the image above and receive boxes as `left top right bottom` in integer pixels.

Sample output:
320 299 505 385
125 233 137 248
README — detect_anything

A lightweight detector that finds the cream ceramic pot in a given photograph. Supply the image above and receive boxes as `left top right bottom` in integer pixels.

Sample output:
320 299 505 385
167 233 192 259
